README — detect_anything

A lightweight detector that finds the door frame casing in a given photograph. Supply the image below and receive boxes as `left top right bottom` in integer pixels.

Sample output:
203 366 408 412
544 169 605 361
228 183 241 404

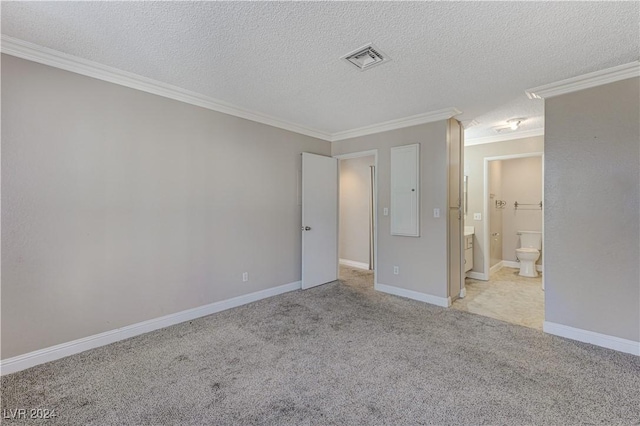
482 152 544 287
447 119 465 301
334 150 379 286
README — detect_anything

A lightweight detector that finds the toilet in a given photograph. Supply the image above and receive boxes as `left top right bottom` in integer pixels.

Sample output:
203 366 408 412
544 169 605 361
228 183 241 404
515 231 542 277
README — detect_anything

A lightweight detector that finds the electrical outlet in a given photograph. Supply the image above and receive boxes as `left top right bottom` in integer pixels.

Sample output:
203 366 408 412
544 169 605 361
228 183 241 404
433 208 440 218
473 213 482 221
393 266 399 275
242 272 248 282
383 207 389 216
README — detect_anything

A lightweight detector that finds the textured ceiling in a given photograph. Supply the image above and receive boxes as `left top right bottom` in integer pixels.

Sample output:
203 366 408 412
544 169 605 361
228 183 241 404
2 1 638 140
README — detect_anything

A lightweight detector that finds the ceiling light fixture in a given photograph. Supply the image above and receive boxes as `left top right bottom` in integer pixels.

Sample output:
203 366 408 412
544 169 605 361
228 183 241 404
507 118 525 130
492 118 527 134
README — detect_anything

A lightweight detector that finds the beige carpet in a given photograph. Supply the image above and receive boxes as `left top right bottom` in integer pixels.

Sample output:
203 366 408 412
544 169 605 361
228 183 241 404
453 267 544 330
2 266 639 425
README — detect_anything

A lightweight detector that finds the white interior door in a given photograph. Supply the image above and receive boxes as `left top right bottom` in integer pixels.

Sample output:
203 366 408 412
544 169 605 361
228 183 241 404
302 153 338 289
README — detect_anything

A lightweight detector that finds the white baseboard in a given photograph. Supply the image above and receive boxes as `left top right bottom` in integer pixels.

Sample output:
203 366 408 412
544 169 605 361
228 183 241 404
543 321 640 356
466 271 487 281
502 260 543 272
490 261 504 275
467 261 542 281
339 258 370 270
0 281 302 376
375 282 451 307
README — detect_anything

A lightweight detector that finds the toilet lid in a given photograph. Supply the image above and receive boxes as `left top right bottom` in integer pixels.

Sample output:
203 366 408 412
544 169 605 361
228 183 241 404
516 248 539 253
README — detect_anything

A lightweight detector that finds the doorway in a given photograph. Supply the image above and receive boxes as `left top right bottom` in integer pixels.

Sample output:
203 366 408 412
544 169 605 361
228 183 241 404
334 150 378 287
483 153 544 283
453 152 544 329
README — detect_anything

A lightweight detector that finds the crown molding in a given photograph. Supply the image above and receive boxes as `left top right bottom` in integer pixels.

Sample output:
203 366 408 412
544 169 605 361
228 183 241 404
1 35 334 141
331 107 462 141
1 35 463 143
465 127 544 146
461 119 480 129
526 61 640 100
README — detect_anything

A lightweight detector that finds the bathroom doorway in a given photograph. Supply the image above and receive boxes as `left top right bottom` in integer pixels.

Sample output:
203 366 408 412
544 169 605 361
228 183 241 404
335 151 377 288
453 152 544 330
484 153 544 280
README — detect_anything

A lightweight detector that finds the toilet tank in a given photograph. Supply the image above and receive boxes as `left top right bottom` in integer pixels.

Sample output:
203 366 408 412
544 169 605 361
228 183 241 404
518 231 542 249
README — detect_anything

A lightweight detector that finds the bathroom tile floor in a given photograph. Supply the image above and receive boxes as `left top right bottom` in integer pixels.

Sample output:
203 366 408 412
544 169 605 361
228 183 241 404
452 267 544 330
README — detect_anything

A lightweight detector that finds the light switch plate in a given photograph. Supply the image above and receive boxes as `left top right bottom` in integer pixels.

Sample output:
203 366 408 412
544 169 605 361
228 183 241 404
383 207 389 216
474 213 482 220
433 208 440 218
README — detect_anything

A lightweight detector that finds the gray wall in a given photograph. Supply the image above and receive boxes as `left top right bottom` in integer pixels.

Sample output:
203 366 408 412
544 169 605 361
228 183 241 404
464 136 544 275
1 55 331 359
545 77 639 342
332 122 449 297
501 156 543 262
339 155 374 266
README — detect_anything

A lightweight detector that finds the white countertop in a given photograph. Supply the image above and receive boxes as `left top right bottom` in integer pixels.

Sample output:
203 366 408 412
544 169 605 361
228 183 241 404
464 226 475 236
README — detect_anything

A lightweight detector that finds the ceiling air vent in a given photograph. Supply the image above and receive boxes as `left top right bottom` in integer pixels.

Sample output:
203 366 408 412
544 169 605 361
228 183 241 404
341 44 390 71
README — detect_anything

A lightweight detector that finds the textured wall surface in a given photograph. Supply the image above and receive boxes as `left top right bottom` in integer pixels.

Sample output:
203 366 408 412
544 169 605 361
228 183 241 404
463 136 544 274
339 156 374 266
1 55 330 359
545 77 639 342
332 122 449 297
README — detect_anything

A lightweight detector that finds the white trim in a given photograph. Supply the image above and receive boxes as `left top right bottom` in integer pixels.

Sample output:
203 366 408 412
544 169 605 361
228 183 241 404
465 128 544 146
339 258 370 270
502 260 543 272
526 61 640 99
375 282 451 307
462 119 480 129
481 159 491 281
0 281 301 376
332 108 462 141
502 260 520 269
489 260 504 275
484 152 544 162
543 321 640 356
466 271 486 281
334 150 378 160
1 36 463 142
0 35 332 141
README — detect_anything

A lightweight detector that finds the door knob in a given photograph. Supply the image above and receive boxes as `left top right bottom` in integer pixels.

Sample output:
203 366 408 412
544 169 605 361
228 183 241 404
302 226 311 231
